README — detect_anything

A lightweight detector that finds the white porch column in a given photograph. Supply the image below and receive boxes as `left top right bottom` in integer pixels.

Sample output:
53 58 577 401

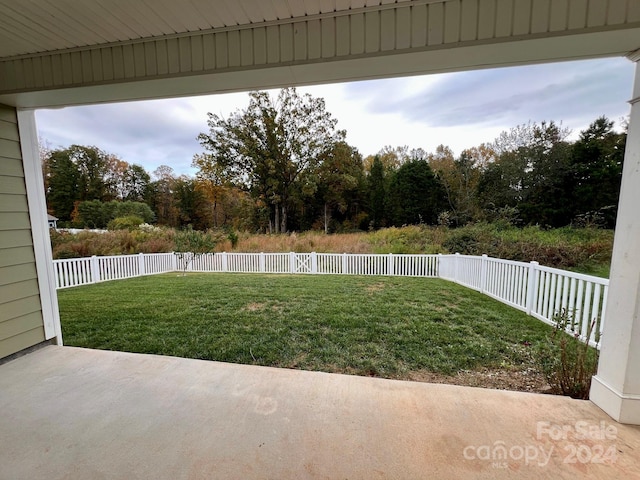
17 109 63 346
590 51 640 425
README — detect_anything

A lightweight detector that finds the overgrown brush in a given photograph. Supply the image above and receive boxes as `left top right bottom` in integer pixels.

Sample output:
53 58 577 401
49 224 613 275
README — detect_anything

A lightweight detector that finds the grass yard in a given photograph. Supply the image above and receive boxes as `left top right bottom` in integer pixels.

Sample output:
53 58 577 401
58 273 554 388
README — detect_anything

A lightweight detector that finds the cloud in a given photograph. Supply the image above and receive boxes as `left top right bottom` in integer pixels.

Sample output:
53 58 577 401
346 58 633 131
36 58 635 175
37 100 207 175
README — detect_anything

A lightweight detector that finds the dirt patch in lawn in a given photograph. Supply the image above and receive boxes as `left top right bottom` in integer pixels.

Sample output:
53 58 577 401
405 366 551 393
244 302 267 312
365 283 385 293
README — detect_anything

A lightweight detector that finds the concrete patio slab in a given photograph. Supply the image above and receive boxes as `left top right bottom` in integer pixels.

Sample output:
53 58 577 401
1 346 639 479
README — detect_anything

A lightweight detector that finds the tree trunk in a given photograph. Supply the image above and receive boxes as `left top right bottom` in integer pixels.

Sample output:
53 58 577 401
274 204 280 234
324 203 329 234
281 204 287 233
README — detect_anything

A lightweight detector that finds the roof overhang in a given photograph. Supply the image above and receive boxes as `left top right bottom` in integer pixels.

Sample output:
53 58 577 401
1 0 640 108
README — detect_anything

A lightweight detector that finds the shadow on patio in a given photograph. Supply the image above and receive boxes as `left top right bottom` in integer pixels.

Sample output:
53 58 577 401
1 345 639 479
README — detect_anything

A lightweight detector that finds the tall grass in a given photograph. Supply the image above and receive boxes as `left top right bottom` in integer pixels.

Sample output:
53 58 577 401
50 223 613 275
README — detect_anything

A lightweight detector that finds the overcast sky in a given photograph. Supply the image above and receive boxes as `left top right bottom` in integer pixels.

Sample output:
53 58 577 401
36 57 635 177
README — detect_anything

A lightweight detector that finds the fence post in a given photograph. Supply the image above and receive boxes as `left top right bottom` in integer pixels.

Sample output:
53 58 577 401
171 252 178 272
90 255 99 283
455 253 460 283
342 253 347 274
480 254 488 293
311 252 317 274
138 253 146 277
290 252 296 274
526 261 540 315
221 252 228 272
388 253 394 276
259 252 265 272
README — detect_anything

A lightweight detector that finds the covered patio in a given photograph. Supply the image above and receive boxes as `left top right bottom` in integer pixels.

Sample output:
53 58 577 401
2 345 639 479
2 1 640 476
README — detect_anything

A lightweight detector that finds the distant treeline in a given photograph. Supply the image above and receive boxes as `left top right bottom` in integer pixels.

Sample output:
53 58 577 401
43 89 625 232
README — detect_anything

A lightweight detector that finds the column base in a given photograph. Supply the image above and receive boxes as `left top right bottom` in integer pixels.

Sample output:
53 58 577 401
590 375 640 425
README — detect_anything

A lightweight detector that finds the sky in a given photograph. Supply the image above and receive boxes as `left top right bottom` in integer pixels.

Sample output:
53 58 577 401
35 57 635 177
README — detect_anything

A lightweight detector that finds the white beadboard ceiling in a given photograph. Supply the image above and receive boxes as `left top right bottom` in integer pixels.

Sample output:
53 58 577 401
0 0 409 58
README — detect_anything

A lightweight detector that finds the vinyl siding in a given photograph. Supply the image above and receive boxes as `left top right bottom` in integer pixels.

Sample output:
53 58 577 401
0 104 45 359
1 0 639 94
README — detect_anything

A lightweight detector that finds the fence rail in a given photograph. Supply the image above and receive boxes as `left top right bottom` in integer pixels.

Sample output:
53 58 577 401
53 251 608 348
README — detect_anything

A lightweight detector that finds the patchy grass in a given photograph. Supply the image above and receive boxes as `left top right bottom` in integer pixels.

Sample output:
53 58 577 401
58 273 553 381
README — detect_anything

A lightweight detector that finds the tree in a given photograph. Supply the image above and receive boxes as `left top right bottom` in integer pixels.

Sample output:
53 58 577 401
368 156 386 229
148 165 179 227
314 142 364 233
69 145 112 201
120 164 151 202
196 87 345 233
430 144 493 225
174 176 211 230
387 159 445 226
46 149 81 221
478 121 574 226
44 145 118 221
174 226 219 275
570 116 625 227
104 154 129 200
192 153 231 228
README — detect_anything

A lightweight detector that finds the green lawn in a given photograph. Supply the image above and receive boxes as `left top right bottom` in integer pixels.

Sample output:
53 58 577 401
57 273 553 379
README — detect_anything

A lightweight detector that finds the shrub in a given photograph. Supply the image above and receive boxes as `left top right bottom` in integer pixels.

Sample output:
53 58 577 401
107 215 144 231
442 231 480 254
227 229 239 249
535 310 599 399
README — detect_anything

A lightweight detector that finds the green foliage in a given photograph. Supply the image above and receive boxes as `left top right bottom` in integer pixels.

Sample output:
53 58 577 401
442 231 480 254
173 177 210 230
58 274 553 378
478 118 625 228
174 226 219 273
46 149 81 221
227 229 239 249
437 223 612 272
44 111 625 234
196 87 346 233
535 311 599 399
386 159 446 226
45 145 114 222
107 215 144 231
368 156 386 229
570 117 625 228
76 200 155 228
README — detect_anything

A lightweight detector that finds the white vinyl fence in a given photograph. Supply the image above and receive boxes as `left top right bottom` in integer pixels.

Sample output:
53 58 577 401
53 251 608 348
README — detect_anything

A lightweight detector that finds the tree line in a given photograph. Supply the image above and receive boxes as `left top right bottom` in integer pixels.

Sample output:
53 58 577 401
43 88 626 232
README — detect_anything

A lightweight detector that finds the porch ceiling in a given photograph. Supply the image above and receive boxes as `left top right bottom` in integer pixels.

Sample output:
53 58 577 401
1 1 640 108
0 0 410 58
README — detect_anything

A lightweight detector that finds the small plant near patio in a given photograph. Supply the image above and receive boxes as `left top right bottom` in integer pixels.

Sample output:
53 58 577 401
535 310 599 399
174 226 219 274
